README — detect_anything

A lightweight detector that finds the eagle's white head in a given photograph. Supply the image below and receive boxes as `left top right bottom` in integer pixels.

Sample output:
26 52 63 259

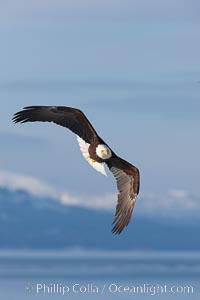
96 144 112 160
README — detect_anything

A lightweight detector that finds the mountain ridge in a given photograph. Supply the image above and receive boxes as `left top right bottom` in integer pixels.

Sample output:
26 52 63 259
0 187 199 250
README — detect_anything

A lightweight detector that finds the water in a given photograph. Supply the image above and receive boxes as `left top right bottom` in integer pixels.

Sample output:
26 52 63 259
0 250 200 299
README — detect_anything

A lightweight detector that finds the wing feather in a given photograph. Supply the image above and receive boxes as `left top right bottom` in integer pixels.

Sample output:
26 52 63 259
12 106 99 144
106 157 140 234
13 106 140 234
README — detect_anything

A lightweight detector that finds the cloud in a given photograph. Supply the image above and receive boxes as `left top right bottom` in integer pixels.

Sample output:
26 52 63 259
61 188 200 219
0 168 115 210
60 192 116 210
137 189 200 219
0 169 199 219
0 169 58 198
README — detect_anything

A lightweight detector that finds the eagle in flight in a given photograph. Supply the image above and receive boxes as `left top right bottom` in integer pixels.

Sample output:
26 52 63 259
13 106 140 234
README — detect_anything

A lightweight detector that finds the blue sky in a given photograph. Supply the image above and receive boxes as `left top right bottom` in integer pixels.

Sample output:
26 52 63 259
0 0 200 215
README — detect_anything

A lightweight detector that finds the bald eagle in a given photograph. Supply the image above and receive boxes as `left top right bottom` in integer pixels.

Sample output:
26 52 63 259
13 106 140 234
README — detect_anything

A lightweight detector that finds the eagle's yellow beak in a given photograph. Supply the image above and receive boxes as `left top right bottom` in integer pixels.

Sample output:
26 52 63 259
102 149 109 156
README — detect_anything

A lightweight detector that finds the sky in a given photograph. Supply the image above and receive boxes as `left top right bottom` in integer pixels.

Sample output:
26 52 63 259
0 0 199 217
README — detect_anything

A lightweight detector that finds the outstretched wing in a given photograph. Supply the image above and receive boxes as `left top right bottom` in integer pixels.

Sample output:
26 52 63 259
13 106 99 144
106 156 140 234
